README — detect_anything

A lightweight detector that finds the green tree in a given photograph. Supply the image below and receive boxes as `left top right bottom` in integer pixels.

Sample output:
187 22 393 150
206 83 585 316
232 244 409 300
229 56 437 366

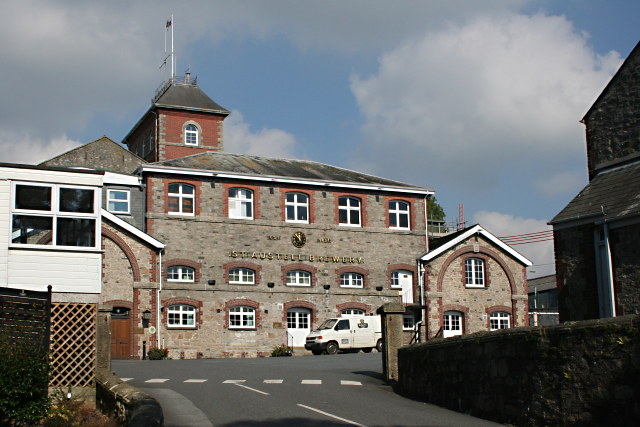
427 196 446 221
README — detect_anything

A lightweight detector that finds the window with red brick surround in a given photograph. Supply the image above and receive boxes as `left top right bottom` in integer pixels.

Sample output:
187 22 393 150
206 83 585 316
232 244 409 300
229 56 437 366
336 302 373 316
461 253 491 288
335 266 370 288
485 305 513 329
223 183 261 220
164 258 202 283
334 192 367 227
281 263 318 287
162 297 203 329
386 263 417 289
279 188 314 223
225 299 261 329
223 261 262 285
382 195 416 230
163 178 202 216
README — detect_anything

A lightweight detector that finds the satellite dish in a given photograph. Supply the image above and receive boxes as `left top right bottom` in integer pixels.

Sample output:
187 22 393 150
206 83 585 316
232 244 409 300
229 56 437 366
148 326 157 334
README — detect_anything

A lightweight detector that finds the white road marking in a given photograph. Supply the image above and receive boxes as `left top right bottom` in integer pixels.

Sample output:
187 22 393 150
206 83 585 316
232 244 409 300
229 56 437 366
145 378 169 383
120 378 133 382
223 380 246 384
263 379 284 384
184 379 207 383
297 403 367 427
341 380 362 386
301 379 322 385
234 383 270 395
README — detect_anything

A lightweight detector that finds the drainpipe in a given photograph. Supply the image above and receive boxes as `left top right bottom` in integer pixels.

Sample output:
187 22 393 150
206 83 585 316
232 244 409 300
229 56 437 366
416 259 425 342
157 250 163 348
603 223 617 317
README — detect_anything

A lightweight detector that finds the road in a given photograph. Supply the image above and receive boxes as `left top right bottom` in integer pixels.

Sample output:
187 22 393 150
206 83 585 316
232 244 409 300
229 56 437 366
113 352 500 427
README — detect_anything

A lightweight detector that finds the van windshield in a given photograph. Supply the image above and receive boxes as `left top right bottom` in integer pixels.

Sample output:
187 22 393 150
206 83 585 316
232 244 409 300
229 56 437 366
317 319 337 330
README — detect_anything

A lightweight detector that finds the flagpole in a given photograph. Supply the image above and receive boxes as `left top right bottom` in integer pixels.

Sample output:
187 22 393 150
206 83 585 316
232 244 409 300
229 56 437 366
171 14 175 81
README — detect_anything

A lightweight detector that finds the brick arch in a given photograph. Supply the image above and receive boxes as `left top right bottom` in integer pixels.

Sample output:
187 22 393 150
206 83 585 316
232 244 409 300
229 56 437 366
386 263 418 291
282 300 317 325
336 302 374 315
105 300 133 310
223 261 262 285
335 266 371 288
224 298 261 328
435 245 517 294
485 305 514 329
102 228 141 282
164 258 202 283
441 304 470 335
281 263 318 287
162 297 204 328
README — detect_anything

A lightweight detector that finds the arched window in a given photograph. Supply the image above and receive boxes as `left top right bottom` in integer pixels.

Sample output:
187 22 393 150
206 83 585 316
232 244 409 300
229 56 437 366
229 306 255 329
338 196 361 226
340 272 364 288
389 200 410 229
228 188 253 219
167 266 195 282
490 312 510 330
168 183 195 215
285 192 309 223
286 270 311 286
229 268 255 284
167 304 196 328
465 258 485 287
341 308 365 317
185 123 198 146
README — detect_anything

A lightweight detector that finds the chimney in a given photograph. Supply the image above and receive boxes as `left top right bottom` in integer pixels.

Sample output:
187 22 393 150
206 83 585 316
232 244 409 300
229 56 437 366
185 72 191 84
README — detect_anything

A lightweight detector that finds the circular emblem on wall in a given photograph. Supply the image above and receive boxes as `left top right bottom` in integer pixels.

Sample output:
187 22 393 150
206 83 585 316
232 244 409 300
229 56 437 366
291 231 307 248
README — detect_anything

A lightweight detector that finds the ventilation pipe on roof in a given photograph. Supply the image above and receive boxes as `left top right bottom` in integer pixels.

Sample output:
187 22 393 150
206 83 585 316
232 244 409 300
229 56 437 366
185 72 190 84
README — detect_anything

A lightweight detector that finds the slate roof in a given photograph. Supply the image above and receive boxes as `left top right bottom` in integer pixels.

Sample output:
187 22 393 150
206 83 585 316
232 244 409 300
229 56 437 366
153 82 229 115
528 275 557 293
550 161 640 225
145 151 434 193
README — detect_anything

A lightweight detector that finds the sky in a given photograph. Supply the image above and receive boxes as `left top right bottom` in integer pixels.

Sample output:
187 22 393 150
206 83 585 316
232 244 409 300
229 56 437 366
0 1 638 278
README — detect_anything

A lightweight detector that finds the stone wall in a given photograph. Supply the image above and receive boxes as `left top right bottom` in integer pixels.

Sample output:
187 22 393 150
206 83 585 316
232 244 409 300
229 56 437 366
610 223 640 316
396 315 640 426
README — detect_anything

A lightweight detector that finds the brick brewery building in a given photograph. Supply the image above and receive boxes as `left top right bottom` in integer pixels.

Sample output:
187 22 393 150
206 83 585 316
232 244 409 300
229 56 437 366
45 75 434 358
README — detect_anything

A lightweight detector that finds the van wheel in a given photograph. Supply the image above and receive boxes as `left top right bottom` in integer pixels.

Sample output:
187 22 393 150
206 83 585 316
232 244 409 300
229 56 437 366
362 348 373 353
325 342 338 355
376 339 383 352
311 349 322 355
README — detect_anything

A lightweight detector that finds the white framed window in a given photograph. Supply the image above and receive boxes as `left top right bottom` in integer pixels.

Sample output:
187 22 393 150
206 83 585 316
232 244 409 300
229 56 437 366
228 188 253 219
229 268 255 284
286 270 311 286
341 308 365 317
287 309 310 329
285 192 309 223
390 271 402 288
465 258 485 287
229 306 255 329
338 196 361 227
490 312 511 331
389 200 410 229
185 123 198 146
167 266 195 282
403 314 415 330
443 311 463 338
107 189 130 214
167 304 196 328
340 272 364 288
11 182 100 249
168 183 195 215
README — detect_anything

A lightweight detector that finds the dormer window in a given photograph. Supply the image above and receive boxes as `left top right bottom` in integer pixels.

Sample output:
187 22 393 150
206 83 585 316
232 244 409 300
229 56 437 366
185 123 198 146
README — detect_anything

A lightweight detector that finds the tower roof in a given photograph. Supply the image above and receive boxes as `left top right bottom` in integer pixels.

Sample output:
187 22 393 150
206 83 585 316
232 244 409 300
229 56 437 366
153 80 230 115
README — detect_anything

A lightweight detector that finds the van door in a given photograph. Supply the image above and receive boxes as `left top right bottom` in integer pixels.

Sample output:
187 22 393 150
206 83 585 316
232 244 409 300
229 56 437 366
352 317 374 348
333 318 352 348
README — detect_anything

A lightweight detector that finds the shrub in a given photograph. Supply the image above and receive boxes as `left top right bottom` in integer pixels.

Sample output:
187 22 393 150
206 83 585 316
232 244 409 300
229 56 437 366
271 344 293 357
147 347 169 360
0 334 51 426
44 391 118 427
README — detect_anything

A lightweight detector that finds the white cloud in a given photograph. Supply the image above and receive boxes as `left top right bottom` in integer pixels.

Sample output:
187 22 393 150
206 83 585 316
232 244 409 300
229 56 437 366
350 12 621 196
223 111 297 158
535 170 585 197
474 211 555 278
0 132 82 165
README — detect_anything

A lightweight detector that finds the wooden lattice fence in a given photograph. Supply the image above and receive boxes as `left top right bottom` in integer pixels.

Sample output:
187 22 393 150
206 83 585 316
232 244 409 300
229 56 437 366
50 303 97 387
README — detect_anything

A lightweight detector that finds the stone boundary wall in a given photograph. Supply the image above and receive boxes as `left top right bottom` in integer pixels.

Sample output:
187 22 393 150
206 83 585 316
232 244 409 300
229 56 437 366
396 315 640 426
95 372 163 427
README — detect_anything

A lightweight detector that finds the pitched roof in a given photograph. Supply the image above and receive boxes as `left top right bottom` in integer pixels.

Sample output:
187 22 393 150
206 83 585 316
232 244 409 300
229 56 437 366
102 210 165 249
528 275 557 293
39 136 146 175
419 224 532 266
550 161 640 225
153 82 230 115
142 151 434 194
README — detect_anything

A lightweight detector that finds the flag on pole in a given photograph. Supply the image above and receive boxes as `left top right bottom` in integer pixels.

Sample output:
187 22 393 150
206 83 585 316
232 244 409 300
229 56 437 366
166 19 172 29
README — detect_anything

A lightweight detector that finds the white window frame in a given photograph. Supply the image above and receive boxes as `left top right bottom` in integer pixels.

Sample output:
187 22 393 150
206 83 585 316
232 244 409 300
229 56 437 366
167 304 196 328
168 183 195 216
389 200 410 229
340 272 364 288
10 182 100 250
185 123 198 146
465 258 485 287
390 271 403 288
287 308 310 329
285 192 309 223
490 312 511 331
286 270 311 286
107 189 130 214
228 188 254 220
229 306 256 329
403 314 415 330
229 268 255 285
338 196 361 227
443 311 463 336
341 308 365 317
167 266 195 282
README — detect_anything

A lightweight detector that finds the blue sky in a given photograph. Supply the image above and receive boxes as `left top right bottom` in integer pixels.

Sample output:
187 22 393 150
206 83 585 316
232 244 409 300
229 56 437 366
0 1 638 277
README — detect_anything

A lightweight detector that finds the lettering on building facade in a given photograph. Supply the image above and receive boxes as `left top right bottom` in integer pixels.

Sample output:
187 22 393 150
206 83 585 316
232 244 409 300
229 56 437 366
228 250 364 264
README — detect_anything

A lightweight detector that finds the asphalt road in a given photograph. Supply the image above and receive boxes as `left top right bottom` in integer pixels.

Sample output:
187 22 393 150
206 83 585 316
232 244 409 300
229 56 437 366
113 352 501 427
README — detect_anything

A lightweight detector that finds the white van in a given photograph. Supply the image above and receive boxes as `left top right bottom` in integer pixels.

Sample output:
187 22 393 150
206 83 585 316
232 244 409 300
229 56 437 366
304 315 382 355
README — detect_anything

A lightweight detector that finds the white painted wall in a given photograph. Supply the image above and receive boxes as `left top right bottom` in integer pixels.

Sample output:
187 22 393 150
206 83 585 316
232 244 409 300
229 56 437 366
0 180 9 285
